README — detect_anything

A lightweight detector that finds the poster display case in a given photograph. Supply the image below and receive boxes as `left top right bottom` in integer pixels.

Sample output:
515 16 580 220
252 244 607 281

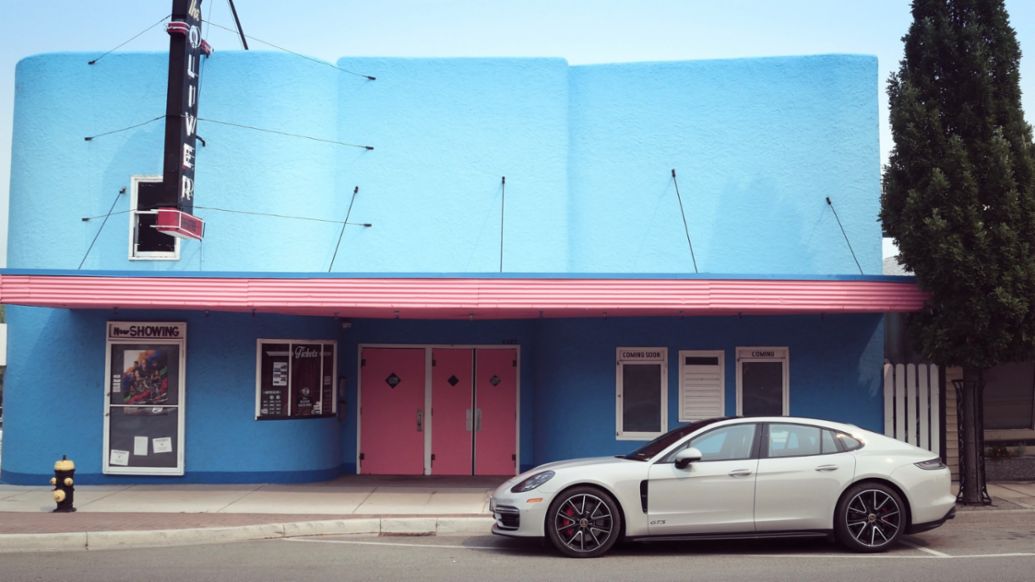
103 322 186 475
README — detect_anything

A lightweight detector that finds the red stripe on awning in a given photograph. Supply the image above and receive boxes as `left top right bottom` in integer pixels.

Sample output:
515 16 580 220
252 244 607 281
0 275 927 319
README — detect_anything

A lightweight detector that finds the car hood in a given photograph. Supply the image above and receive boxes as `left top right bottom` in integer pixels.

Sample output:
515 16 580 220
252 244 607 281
532 455 638 473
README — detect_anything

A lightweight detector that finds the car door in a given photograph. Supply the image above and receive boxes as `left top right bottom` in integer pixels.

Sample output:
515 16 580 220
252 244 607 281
646 422 759 535
753 422 856 531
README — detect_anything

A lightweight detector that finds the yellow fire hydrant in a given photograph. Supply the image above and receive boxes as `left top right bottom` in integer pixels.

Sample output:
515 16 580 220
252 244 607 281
50 455 76 513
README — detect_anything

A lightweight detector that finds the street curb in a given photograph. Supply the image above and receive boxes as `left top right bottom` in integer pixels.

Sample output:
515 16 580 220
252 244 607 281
0 516 495 554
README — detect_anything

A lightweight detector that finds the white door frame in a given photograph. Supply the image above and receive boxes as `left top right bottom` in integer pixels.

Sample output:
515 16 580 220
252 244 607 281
615 347 668 440
102 322 187 476
356 343 521 476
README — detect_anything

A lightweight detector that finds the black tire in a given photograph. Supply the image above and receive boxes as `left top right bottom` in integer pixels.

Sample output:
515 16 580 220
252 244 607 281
834 482 906 553
545 486 622 558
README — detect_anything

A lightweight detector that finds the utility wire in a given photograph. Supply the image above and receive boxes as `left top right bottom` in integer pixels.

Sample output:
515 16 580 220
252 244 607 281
88 14 171 65
84 115 167 141
82 205 371 227
82 209 133 221
329 186 362 272
79 188 125 269
205 21 375 80
195 205 370 226
499 176 506 273
197 117 374 149
79 112 368 150
826 196 864 275
670 169 699 274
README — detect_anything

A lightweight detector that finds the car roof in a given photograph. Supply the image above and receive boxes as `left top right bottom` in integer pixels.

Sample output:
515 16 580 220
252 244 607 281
711 416 861 433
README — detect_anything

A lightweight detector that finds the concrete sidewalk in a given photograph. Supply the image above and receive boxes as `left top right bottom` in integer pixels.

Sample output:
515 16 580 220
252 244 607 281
1 477 1033 554
0 476 505 553
975 481 1035 510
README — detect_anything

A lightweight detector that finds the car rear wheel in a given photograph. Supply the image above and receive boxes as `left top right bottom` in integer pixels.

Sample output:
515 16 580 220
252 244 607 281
835 483 905 552
545 486 622 558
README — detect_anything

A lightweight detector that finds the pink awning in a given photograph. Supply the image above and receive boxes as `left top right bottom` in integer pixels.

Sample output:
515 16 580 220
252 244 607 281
0 273 927 319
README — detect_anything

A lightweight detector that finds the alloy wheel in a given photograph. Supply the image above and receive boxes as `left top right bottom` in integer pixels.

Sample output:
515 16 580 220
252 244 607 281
552 493 614 554
845 488 902 548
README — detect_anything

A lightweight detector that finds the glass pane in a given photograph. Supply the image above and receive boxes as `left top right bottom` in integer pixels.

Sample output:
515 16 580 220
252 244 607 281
687 424 756 461
836 433 863 451
290 343 324 417
110 344 180 406
321 344 335 415
136 212 176 253
984 362 1035 430
821 429 838 454
107 406 179 469
742 361 784 416
622 364 662 433
768 423 821 458
258 343 290 417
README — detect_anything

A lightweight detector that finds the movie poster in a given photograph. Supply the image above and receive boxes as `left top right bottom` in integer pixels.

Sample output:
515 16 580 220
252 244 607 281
117 349 172 409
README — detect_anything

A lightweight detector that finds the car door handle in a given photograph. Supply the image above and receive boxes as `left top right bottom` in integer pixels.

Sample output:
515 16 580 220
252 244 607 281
815 464 839 472
728 469 753 478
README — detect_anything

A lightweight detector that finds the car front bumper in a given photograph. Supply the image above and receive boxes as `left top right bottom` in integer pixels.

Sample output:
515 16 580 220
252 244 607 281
489 490 551 538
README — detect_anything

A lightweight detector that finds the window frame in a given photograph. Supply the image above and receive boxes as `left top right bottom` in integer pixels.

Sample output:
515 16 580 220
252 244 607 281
615 347 668 441
678 349 725 422
735 346 789 416
128 175 180 261
255 339 338 420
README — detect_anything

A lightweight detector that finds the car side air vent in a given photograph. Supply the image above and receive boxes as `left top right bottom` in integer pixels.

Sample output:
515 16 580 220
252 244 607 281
639 480 649 513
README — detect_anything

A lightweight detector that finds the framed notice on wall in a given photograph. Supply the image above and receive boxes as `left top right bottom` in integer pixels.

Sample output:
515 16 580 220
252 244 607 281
255 340 337 420
103 321 187 475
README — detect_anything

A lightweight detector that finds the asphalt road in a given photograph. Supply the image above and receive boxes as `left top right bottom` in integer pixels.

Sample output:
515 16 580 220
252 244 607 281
2 511 1034 582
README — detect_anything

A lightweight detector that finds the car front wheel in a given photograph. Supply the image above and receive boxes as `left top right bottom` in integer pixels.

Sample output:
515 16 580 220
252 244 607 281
835 483 905 552
545 486 622 558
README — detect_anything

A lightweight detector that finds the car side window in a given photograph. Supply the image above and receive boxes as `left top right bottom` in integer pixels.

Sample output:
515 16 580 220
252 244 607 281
767 423 821 458
835 432 863 451
821 429 839 454
662 424 757 463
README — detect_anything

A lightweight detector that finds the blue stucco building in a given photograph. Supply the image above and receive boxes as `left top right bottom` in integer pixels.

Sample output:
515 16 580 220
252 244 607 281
0 51 924 484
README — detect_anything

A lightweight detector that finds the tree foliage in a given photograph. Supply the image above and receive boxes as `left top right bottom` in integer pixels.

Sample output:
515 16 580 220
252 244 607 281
882 0 1035 369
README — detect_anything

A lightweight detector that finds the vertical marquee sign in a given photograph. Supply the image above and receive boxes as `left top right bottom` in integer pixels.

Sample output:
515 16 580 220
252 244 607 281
155 0 211 240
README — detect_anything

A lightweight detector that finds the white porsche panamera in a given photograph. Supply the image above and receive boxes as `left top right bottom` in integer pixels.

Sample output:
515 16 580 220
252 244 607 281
490 417 956 558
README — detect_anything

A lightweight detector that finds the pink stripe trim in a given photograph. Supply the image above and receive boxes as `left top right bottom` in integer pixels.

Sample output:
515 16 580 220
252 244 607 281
0 275 927 319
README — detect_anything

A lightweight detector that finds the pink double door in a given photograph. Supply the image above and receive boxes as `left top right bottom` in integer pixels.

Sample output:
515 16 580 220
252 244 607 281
359 347 517 476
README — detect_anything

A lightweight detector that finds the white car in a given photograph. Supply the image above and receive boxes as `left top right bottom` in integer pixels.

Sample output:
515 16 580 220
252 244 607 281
491 417 956 558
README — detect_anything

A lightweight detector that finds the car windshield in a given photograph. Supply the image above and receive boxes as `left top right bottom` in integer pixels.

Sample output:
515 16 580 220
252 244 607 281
622 418 727 461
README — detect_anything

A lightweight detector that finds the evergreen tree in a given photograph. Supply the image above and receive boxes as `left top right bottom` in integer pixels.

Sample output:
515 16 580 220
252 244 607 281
882 0 1035 504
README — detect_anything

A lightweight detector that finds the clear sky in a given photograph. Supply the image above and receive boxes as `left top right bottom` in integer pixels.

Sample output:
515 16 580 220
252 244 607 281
2 0 1033 267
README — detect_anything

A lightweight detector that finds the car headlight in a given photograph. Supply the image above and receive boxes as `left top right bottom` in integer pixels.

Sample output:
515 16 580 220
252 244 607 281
914 458 946 470
510 470 555 493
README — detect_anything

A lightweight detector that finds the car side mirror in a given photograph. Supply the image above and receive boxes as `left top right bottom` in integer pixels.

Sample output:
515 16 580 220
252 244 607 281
674 447 703 469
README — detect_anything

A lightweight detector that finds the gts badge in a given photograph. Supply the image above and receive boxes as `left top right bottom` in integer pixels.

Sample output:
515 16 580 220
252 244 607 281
649 520 666 525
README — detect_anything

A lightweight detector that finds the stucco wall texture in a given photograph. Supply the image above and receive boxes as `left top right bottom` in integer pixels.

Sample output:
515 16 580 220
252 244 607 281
8 53 879 274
